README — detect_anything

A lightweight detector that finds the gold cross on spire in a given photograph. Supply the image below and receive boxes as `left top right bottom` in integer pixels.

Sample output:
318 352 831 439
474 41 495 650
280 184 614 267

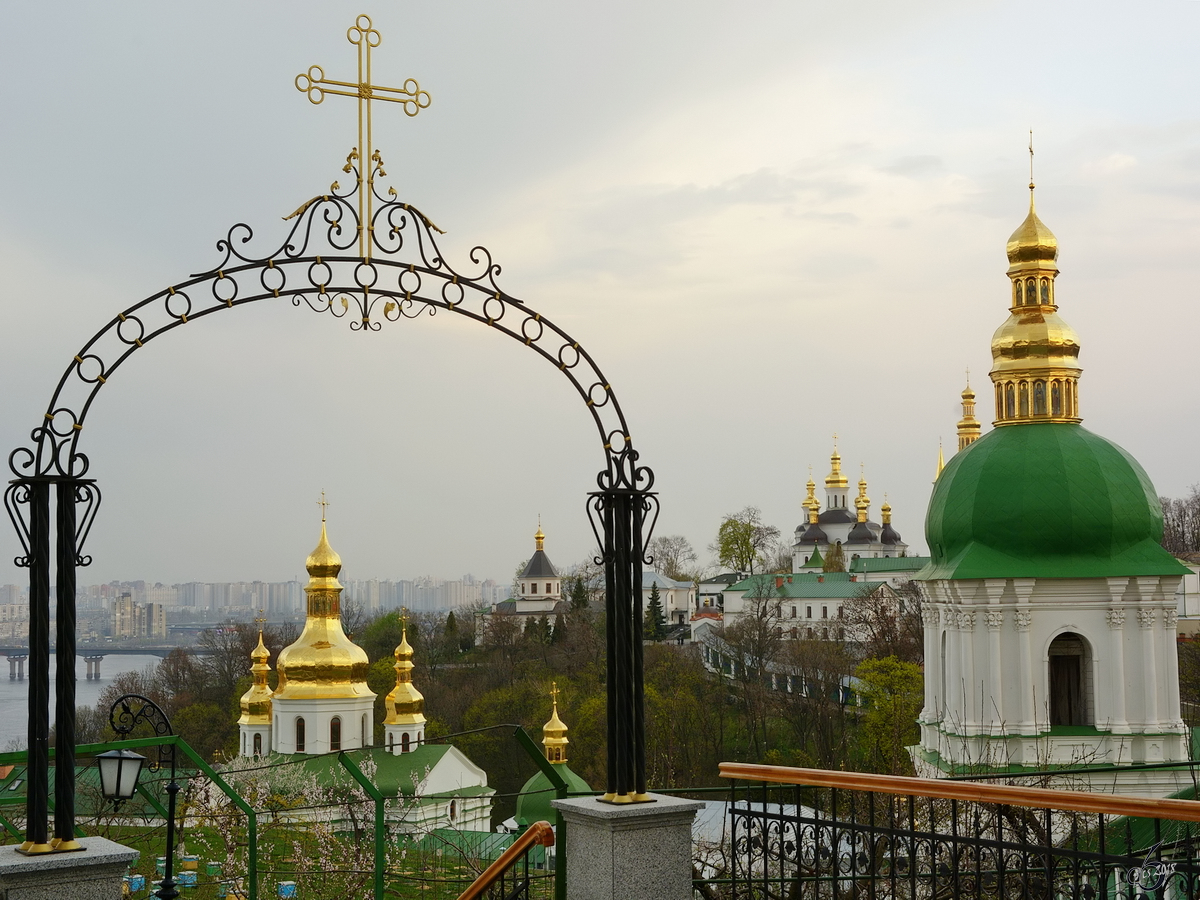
400 606 409 633
318 490 330 522
255 609 267 633
550 681 560 708
295 14 432 259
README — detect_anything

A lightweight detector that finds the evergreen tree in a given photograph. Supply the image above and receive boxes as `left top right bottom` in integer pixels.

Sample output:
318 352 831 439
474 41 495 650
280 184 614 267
551 611 566 644
569 576 589 612
643 582 667 641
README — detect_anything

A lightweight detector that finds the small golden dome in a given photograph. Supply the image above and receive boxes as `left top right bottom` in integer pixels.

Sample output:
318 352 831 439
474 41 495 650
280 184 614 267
961 384 976 401
825 446 848 489
534 524 545 552
306 521 343 582
384 617 426 726
238 630 273 725
1006 190 1059 271
543 682 569 763
881 500 893 525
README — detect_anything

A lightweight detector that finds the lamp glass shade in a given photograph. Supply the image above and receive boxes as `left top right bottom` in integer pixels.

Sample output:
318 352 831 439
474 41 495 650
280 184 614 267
97 749 146 801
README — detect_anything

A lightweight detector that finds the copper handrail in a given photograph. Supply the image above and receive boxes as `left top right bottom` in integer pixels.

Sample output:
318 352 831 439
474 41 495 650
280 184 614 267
456 820 555 900
720 762 1200 823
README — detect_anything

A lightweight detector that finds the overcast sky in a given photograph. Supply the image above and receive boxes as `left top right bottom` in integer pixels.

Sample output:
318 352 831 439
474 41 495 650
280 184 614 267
1 1 1198 588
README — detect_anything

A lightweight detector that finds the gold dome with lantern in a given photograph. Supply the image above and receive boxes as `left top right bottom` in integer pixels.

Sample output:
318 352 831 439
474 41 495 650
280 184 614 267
273 513 373 702
384 616 426 727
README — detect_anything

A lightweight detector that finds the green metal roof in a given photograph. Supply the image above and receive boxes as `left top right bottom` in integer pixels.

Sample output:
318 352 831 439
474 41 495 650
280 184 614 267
726 573 879 600
515 762 592 828
921 423 1187 581
849 557 930 573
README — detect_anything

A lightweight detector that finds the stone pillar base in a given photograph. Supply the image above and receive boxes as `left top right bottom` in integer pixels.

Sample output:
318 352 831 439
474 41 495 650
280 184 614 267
552 794 703 900
0 837 138 900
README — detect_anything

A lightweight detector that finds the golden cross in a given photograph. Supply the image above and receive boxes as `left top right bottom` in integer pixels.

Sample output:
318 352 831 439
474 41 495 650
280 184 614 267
550 681 560 707
255 609 267 632
317 490 330 522
400 606 409 633
296 14 432 259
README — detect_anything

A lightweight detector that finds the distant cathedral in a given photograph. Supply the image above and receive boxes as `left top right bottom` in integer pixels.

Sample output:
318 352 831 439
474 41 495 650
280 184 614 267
792 443 908 571
914 177 1191 798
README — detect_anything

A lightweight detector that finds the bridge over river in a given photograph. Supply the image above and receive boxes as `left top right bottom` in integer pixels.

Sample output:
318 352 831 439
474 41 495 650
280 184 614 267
0 645 216 681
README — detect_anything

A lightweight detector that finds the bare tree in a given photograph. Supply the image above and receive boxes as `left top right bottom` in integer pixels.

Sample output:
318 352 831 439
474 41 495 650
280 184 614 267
840 581 924 664
1161 486 1200 555
723 575 785 757
647 534 699 581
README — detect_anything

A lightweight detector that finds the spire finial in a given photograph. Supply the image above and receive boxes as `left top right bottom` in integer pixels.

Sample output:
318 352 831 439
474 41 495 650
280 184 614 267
318 490 329 522
965 366 971 388
935 439 945 483
1029 129 1035 194
550 681 560 711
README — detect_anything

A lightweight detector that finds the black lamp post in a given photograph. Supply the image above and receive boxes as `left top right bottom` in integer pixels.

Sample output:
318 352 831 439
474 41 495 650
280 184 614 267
97 695 179 900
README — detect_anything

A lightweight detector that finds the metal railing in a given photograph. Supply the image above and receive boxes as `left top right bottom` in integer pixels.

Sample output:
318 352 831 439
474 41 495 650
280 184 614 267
720 762 1200 899
456 820 555 900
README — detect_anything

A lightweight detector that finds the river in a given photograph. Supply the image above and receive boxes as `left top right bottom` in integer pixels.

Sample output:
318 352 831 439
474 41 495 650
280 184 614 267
0 654 163 749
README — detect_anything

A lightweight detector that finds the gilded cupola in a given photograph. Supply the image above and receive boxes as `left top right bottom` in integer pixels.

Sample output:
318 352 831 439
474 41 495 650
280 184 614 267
383 614 426 727
854 471 870 524
273 508 373 701
802 470 818 520
238 630 273 725
543 683 569 764
825 444 848 490
957 377 982 451
989 178 1082 426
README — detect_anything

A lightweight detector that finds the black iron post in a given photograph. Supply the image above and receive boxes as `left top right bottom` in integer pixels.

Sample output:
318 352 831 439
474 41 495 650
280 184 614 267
53 480 82 849
593 487 653 802
24 480 51 853
109 695 179 900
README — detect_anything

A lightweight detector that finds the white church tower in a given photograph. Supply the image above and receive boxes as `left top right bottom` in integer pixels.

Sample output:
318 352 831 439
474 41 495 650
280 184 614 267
915 180 1191 798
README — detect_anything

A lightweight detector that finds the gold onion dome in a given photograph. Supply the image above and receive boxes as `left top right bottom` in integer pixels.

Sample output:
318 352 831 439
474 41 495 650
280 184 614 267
854 473 870 523
989 186 1082 426
273 518 372 701
825 446 848 489
542 683 569 763
238 630 273 725
384 619 426 726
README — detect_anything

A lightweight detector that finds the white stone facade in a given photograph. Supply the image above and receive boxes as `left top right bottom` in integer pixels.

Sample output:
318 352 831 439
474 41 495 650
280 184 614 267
271 697 375 755
917 574 1188 795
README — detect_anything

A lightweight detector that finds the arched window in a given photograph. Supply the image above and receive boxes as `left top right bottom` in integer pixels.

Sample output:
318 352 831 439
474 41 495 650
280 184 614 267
531 583 538 594
1051 382 1062 417
1049 633 1092 727
1019 382 1030 417
296 717 306 753
401 733 410 753
242 734 247 756
1026 277 1036 301
253 733 262 756
362 714 367 747
1014 280 1023 306
330 716 342 752
1033 381 1046 415
1005 384 1016 419
449 800 457 822
1041 279 1050 304
388 733 394 751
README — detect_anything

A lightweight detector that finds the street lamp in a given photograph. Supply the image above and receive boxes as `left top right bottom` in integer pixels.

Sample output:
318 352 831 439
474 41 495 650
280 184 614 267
97 695 179 900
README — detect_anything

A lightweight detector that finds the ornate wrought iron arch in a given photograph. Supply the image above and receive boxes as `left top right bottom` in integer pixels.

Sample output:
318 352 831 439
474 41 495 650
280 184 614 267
6 164 657 855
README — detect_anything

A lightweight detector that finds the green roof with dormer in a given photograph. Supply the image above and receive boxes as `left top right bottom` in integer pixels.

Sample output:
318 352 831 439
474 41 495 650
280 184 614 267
921 422 1187 581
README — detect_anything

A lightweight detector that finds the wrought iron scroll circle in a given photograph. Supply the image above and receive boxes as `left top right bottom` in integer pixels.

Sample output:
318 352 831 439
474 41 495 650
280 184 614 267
8 187 654 501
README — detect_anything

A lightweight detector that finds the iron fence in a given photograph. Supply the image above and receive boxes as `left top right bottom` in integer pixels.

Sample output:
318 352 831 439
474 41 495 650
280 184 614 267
720 763 1200 899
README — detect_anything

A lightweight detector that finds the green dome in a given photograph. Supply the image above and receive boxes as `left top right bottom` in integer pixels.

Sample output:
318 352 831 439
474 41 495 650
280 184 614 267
923 423 1187 580
515 764 591 829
